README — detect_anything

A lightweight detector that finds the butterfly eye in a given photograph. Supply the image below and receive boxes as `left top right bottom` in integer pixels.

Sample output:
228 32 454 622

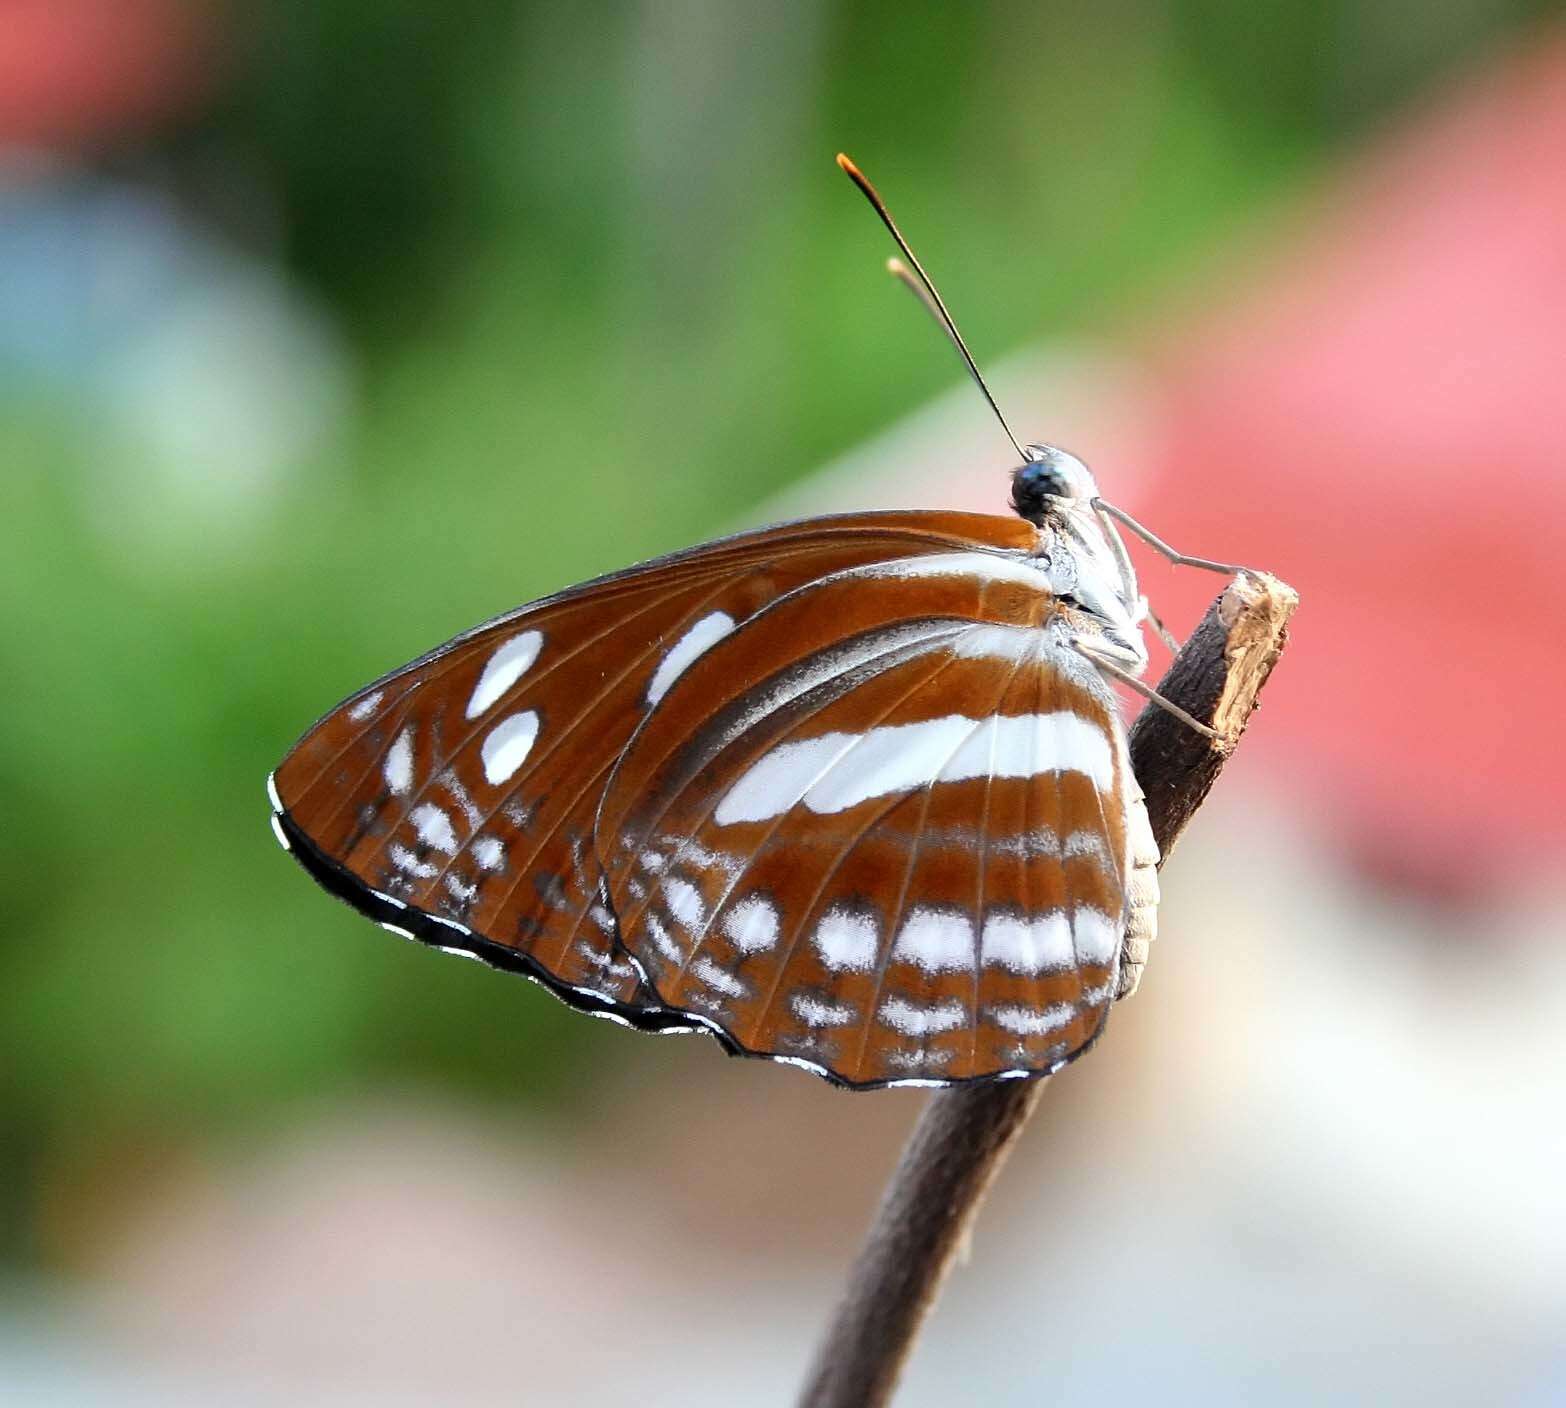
1011 458 1075 523
1023 461 1071 497
1009 446 1100 526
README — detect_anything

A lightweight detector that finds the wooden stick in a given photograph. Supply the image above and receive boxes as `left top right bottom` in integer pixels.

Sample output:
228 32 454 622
796 571 1298 1408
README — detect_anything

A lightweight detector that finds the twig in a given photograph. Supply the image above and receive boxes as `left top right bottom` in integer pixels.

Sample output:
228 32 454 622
796 571 1299 1408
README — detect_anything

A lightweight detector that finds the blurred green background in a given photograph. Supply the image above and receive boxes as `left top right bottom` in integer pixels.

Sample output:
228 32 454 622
3 4 1564 1399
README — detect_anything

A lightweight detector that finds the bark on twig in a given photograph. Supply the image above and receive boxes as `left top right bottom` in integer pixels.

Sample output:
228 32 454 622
797 571 1298 1408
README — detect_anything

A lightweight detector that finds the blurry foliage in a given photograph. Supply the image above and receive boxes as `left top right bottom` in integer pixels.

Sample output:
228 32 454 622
1 0 1559 1265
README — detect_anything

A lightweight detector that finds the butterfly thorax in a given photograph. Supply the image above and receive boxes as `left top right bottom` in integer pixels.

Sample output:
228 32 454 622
1014 445 1148 675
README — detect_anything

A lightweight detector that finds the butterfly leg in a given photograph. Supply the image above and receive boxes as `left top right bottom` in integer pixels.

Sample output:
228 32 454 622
1138 596 1180 654
1090 502 1179 652
1093 498 1256 579
1072 636 1222 740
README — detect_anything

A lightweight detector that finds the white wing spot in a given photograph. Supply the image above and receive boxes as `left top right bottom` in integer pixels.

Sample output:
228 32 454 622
347 690 385 722
644 912 683 963
891 908 974 973
466 630 543 720
675 840 744 879
980 911 1075 974
384 728 414 795
990 1002 1075 1037
691 957 747 998
410 803 458 854
662 877 707 932
792 993 857 1028
389 843 437 879
445 874 478 904
813 907 878 971
1062 830 1111 866
647 611 736 704
715 712 1113 825
1073 908 1120 964
471 835 506 871
989 831 1061 859
576 942 635 979
879 996 965 1037
951 625 1037 661
481 711 540 785
723 895 779 954
439 772 483 826
885 1047 954 1071
857 551 1046 592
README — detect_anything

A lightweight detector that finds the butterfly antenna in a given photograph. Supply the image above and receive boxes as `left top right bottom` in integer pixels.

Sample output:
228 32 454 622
837 152 1026 462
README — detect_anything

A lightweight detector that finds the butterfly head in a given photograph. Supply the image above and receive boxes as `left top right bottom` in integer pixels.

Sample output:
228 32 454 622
1009 445 1100 527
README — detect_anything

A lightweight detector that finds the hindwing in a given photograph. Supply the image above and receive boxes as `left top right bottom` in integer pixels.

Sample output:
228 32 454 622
596 550 1153 1086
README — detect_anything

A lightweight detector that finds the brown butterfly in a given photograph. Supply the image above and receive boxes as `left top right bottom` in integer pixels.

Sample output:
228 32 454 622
268 155 1241 1089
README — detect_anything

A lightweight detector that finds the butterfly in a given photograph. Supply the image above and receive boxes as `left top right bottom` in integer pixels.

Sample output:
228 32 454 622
268 155 1240 1090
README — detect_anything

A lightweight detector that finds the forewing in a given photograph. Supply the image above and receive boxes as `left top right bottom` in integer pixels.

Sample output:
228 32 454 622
597 551 1140 1086
270 510 1035 1023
